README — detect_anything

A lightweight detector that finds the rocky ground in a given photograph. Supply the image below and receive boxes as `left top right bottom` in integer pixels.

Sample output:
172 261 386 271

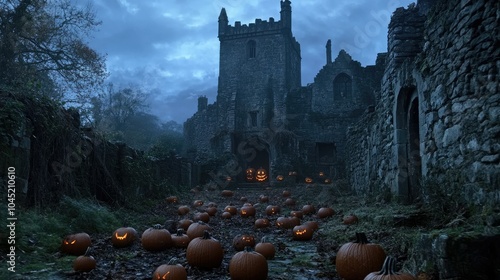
11 183 441 279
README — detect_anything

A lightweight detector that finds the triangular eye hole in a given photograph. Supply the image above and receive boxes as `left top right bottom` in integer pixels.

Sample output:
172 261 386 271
70 240 76 244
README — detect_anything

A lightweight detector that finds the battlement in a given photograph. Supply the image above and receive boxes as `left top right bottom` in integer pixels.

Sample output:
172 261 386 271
220 17 283 38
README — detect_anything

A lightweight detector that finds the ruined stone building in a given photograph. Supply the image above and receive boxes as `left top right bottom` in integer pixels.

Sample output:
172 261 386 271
184 0 499 206
184 0 383 184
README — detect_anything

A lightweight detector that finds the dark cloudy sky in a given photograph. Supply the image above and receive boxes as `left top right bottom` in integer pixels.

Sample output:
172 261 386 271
88 0 415 124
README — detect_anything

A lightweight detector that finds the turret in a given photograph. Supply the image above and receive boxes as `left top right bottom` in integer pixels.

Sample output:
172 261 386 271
326 39 332 65
280 0 291 31
218 8 228 37
198 96 208 111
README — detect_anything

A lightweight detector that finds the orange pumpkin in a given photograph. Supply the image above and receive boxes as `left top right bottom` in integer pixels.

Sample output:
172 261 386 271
111 227 137 248
177 205 190 216
290 210 304 219
284 198 296 206
192 200 203 207
292 225 314 241
305 177 313 184
317 207 335 218
336 232 387 280
229 247 268 280
302 204 316 215
276 174 284 181
240 205 256 218
193 212 210 223
246 168 255 182
73 249 96 272
141 225 172 251
61 232 91 256
152 263 187 280
255 238 275 260
222 211 232 219
303 221 319 232
221 190 234 197
224 204 238 215
259 195 269 203
177 219 193 231
254 218 271 229
255 167 268 182
186 231 224 269
186 221 211 240
282 190 291 197
364 256 417 280
232 234 256 251
265 205 281 216
171 229 190 248
166 196 178 203
343 214 359 225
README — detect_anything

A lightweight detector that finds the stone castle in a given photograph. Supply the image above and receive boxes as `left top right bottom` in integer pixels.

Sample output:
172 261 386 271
183 0 499 205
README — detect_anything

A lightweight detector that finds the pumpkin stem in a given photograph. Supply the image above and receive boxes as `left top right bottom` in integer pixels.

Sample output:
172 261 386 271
202 230 211 239
379 256 398 275
355 232 370 244
176 229 185 236
153 224 163 230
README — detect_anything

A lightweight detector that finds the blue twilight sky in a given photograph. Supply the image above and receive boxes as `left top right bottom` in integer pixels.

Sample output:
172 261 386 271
87 0 415 124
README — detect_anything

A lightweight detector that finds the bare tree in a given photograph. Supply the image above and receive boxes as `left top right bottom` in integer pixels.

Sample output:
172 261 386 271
0 0 106 99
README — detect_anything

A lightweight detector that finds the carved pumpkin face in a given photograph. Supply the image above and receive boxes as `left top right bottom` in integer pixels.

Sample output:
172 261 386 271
255 168 267 182
324 178 332 184
292 225 314 241
226 176 232 182
246 168 255 181
232 234 256 251
276 175 284 181
318 171 325 177
61 232 91 255
112 226 137 247
152 264 187 280
305 177 313 184
288 171 297 176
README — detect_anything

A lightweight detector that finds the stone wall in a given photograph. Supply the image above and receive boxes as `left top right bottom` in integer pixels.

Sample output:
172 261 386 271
346 0 500 205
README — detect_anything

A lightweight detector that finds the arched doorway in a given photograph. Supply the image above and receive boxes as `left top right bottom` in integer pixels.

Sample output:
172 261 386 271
394 87 421 203
235 135 270 183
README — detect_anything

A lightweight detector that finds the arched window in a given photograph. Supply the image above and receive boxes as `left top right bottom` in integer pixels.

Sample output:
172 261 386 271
333 73 352 100
247 40 256 59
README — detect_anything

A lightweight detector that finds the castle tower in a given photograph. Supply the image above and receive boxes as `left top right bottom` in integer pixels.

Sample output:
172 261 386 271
197 95 208 111
218 8 228 36
280 0 292 31
326 39 332 65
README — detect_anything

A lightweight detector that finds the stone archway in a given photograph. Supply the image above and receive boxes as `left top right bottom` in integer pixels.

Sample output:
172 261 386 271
394 87 421 203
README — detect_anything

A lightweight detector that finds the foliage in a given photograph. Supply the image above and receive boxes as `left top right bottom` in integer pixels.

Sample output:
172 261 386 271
0 0 106 101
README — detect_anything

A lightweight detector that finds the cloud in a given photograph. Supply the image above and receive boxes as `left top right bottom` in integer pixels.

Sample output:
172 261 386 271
87 0 415 124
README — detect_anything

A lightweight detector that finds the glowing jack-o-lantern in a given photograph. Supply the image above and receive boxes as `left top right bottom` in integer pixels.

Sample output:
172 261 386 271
61 232 91 255
292 225 314 241
240 205 256 217
246 168 255 182
288 171 297 176
265 205 281 216
276 175 284 181
305 177 313 184
324 178 332 184
232 234 256 251
111 227 137 247
255 168 268 182
318 171 325 177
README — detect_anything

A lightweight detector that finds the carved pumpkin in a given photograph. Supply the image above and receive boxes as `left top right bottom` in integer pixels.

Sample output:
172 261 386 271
265 205 281 216
166 196 178 203
186 221 211 240
111 227 137 248
336 232 387 280
255 167 268 182
141 225 172 251
255 237 275 260
224 204 238 215
365 256 417 280
186 231 224 269
343 214 359 225
288 171 297 176
229 246 268 280
305 177 313 184
276 217 293 229
246 168 255 182
240 205 256 218
61 232 91 256
324 178 332 184
318 171 325 177
192 200 203 207
276 175 284 181
254 218 271 229
221 190 234 197
317 207 335 218
73 249 96 272
152 263 187 280
171 229 190 248
232 234 256 251
292 225 314 241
